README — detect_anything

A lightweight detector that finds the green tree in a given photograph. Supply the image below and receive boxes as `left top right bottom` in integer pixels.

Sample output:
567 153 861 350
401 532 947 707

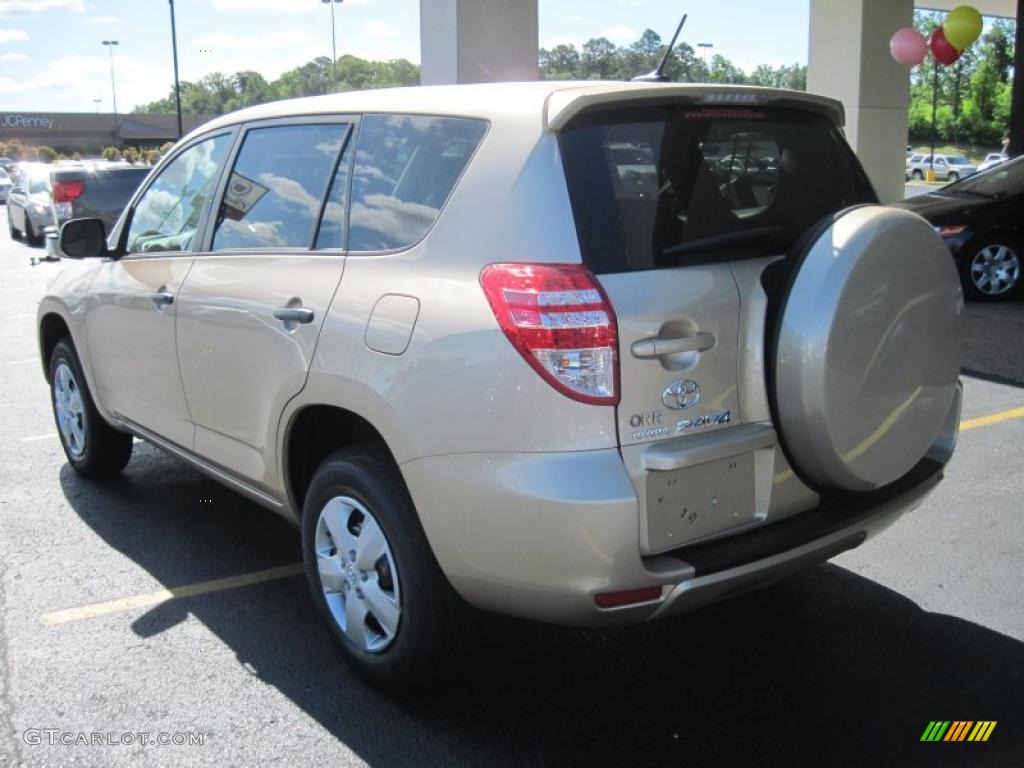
36 145 57 163
708 54 746 84
580 37 618 79
101 146 122 161
539 44 581 80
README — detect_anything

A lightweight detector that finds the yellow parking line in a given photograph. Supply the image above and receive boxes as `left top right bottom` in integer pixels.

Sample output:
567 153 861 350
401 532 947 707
960 405 1024 432
40 563 303 626
37 405 1024 626
772 403 1024 484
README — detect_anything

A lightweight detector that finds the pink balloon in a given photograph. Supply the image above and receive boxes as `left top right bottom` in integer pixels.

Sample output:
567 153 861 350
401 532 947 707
890 27 927 66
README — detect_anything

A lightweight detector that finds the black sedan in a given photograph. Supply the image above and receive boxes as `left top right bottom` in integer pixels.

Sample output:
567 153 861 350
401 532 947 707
895 155 1023 301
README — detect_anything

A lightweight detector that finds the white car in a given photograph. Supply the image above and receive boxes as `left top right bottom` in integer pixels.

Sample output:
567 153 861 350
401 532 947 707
977 152 1008 173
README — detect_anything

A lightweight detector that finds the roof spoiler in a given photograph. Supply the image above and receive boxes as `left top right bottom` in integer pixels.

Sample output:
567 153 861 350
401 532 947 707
545 84 845 132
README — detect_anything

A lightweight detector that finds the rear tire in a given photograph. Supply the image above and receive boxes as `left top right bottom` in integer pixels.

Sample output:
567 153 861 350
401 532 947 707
49 338 133 478
301 448 475 690
911 169 923 180
947 171 960 183
961 237 1022 302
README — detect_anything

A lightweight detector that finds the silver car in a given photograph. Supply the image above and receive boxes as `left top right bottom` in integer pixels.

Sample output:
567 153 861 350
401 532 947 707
38 82 963 689
0 167 12 203
7 163 54 246
906 153 978 182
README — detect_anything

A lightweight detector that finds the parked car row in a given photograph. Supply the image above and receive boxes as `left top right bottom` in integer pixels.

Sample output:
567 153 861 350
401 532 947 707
3 159 149 254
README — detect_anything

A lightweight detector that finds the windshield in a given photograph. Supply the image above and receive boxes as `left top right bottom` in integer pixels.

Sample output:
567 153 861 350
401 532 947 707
947 155 1024 197
559 106 876 273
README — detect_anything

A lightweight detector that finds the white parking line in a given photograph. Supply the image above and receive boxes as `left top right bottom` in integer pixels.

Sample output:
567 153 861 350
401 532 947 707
21 433 58 442
0 357 40 365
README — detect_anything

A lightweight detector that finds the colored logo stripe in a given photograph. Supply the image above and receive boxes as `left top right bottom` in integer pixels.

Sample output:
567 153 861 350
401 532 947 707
921 721 996 742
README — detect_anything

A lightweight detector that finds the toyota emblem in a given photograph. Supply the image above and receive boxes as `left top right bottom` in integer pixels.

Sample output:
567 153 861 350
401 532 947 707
662 379 700 410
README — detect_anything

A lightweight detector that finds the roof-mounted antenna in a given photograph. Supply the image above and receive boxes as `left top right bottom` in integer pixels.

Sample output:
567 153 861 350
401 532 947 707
632 13 688 83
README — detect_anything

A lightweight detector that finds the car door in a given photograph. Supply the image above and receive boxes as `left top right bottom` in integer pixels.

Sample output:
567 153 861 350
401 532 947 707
935 157 948 177
8 183 27 230
175 118 354 489
84 131 234 448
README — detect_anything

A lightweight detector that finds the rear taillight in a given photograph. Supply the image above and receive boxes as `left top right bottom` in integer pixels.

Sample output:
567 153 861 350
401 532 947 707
480 262 619 405
52 180 85 203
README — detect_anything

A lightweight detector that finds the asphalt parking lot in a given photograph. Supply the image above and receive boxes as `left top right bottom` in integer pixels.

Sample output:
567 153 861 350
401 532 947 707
1 206 1022 767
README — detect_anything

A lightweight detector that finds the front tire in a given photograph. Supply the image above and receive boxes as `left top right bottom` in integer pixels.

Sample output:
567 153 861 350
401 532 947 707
301 448 475 689
8 208 20 239
962 237 1022 302
25 216 43 247
49 338 133 477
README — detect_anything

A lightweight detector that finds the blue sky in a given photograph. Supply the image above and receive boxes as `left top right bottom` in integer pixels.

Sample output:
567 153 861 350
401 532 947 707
0 0 811 113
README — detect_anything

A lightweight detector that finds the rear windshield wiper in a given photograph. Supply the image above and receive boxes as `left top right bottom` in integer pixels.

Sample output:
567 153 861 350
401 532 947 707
662 226 783 258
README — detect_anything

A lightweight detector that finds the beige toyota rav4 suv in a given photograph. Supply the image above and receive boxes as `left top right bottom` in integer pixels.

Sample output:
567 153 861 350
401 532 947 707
40 82 963 688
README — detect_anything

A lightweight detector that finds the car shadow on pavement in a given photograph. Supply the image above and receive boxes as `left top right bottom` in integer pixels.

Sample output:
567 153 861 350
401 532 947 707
962 296 1024 387
60 446 1023 767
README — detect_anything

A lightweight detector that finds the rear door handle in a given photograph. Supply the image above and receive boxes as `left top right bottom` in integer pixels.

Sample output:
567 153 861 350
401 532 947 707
273 307 315 325
145 291 174 307
631 332 716 359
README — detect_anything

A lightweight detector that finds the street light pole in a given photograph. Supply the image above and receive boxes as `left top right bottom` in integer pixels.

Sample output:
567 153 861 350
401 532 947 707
102 40 119 142
321 0 342 92
697 42 713 80
92 98 102 113
169 0 183 139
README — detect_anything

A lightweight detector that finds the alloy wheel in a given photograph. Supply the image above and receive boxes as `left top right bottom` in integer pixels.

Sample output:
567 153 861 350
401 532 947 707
314 495 401 653
970 244 1020 296
53 362 86 458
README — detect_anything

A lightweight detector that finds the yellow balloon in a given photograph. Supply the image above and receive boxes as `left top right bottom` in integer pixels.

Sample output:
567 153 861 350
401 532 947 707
944 5 983 51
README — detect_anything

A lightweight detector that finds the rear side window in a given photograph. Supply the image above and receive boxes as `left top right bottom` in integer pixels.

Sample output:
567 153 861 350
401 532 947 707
348 114 487 252
559 106 876 273
213 123 350 251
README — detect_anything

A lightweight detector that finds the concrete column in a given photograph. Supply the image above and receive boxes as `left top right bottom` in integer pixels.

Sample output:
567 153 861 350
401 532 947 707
420 0 539 85
808 0 914 202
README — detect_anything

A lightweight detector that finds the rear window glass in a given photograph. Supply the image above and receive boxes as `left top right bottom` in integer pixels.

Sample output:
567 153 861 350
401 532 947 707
348 114 487 252
559 106 876 273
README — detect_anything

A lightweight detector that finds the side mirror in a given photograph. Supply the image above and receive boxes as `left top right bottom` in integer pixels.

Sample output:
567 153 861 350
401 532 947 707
11 186 24 196
59 218 109 259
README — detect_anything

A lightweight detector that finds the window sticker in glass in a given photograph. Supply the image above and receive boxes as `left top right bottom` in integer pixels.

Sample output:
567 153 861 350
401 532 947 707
212 123 348 251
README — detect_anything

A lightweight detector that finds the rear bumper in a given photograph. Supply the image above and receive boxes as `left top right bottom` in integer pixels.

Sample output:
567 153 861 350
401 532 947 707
403 385 960 626
403 444 947 627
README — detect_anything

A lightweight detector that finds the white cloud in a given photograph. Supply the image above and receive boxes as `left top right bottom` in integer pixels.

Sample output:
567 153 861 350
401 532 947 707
1 51 25 60
360 21 399 40
193 29 314 52
0 53 169 114
84 15 117 24
543 34 583 50
206 0 315 12
601 25 639 44
0 27 28 42
0 0 82 14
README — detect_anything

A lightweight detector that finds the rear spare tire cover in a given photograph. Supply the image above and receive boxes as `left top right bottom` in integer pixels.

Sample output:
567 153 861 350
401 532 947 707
773 205 963 492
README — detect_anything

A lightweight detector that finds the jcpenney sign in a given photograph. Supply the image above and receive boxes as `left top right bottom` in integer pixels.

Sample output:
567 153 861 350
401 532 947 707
1 114 54 130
